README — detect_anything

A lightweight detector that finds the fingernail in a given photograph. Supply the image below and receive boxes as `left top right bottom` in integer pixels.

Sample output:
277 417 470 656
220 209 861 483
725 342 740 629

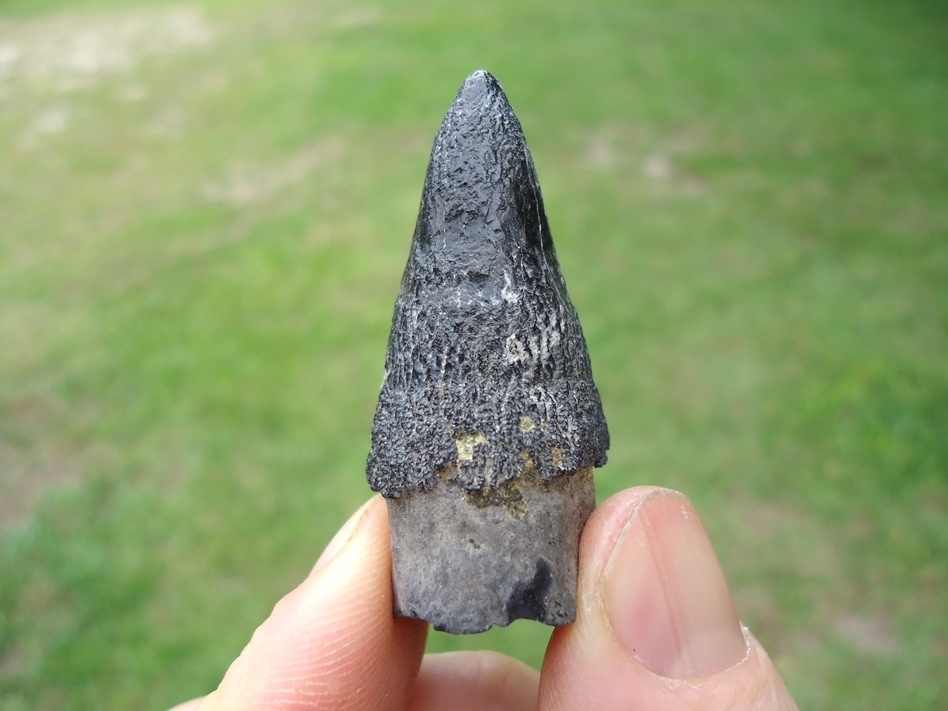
602 491 747 678
312 497 380 575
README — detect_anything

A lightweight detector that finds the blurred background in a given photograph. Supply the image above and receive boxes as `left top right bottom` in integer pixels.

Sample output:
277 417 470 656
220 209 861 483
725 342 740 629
0 0 945 708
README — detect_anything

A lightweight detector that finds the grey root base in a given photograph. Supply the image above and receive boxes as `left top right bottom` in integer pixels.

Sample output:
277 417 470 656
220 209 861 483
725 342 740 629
386 468 595 634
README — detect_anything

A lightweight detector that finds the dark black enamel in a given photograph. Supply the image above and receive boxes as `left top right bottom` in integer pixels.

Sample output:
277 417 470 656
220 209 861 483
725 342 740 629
367 70 609 498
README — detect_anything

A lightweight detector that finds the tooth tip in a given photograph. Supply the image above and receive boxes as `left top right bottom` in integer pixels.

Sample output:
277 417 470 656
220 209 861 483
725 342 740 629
460 69 501 94
444 69 513 125
418 69 536 254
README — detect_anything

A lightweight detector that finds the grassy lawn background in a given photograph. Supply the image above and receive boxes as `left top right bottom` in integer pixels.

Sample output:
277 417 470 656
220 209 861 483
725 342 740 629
0 0 945 708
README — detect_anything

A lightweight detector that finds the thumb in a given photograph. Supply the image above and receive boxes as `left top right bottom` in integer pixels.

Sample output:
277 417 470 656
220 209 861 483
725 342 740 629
539 488 797 710
187 496 427 710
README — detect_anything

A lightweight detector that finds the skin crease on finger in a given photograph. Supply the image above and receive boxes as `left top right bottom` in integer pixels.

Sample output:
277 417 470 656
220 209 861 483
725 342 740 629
538 488 797 711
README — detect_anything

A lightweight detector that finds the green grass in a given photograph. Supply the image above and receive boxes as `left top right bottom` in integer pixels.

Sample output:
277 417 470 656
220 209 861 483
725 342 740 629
1 0 946 708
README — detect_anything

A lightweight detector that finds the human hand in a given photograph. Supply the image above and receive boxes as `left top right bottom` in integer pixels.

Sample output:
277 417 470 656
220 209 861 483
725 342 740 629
170 487 797 710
